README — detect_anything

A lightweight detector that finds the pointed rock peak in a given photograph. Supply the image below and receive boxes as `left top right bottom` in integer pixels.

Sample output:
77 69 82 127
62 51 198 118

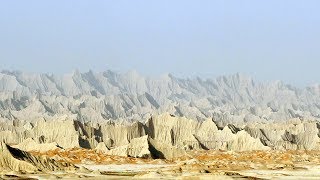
1 70 23 76
195 76 203 82
203 117 214 123
222 125 234 134
202 118 219 130
102 70 119 80
104 69 117 75
86 69 95 76
71 69 81 77
95 142 109 154
216 73 254 85
232 73 255 85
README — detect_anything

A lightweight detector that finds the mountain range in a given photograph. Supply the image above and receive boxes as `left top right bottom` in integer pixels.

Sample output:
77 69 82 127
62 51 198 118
0 70 319 123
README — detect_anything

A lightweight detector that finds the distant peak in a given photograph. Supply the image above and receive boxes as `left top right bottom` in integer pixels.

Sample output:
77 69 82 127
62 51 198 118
71 69 81 76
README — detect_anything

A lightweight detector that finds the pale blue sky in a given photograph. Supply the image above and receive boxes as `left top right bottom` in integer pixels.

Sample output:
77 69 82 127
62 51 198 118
0 1 319 86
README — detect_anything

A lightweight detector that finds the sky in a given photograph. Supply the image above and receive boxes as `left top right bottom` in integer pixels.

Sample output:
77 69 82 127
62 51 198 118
0 1 319 86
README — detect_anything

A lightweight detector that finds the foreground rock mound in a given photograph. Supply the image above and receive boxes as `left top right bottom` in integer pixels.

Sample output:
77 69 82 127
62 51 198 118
148 137 188 159
0 142 76 173
107 135 187 159
107 135 151 158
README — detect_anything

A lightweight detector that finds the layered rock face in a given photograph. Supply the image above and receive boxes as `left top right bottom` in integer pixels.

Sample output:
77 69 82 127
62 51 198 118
1 113 320 157
0 70 320 123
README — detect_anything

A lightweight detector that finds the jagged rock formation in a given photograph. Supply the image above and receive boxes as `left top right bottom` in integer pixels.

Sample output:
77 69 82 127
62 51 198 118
1 113 320 155
0 142 76 173
0 70 320 123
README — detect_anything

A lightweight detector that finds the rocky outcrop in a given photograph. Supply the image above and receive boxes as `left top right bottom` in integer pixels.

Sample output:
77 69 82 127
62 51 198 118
99 121 147 148
95 142 109 154
148 137 188 159
0 142 37 172
107 135 187 159
0 142 76 173
107 136 152 158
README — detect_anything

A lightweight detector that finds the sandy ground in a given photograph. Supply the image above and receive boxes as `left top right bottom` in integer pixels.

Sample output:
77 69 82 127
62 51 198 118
80 164 174 172
240 165 320 180
3 149 320 179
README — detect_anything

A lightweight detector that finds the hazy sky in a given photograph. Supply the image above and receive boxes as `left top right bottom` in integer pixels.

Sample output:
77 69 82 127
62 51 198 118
0 1 319 86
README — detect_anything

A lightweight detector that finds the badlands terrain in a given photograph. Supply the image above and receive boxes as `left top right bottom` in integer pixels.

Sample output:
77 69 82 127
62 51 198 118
1 70 320 179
